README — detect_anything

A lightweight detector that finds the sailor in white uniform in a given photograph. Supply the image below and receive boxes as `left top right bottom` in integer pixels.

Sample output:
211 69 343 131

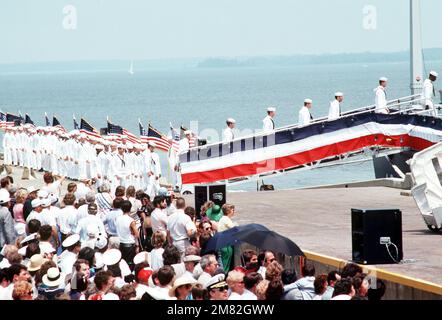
141 143 152 192
263 107 276 133
10 128 18 166
97 142 110 187
179 130 192 154
422 71 438 116
328 92 344 121
58 234 81 276
298 99 314 126
222 118 236 142
114 144 129 188
374 77 389 114
2 127 12 167
146 142 161 199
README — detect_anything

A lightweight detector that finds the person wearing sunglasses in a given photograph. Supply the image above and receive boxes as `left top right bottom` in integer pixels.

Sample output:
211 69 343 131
206 274 229 300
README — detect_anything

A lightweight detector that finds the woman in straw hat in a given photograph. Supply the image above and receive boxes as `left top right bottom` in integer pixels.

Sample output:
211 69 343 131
38 267 65 300
169 276 197 300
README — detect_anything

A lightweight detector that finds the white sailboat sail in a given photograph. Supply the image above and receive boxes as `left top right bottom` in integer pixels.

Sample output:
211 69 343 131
128 60 134 75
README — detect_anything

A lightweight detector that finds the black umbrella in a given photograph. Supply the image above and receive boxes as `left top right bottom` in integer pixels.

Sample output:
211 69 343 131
236 230 304 257
203 223 270 253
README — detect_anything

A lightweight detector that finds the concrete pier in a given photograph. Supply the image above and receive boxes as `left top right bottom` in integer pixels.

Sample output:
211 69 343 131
188 186 442 299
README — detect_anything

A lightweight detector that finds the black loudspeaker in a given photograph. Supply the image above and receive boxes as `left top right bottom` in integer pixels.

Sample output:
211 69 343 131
351 208 403 265
194 184 226 218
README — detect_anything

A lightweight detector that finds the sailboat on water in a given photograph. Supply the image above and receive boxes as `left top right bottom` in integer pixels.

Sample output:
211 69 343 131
128 60 134 75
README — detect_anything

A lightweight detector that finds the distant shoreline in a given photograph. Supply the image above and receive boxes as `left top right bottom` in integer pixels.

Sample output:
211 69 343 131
1 48 442 73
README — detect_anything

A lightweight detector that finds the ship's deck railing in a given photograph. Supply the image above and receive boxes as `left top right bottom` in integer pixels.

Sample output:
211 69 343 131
188 94 426 152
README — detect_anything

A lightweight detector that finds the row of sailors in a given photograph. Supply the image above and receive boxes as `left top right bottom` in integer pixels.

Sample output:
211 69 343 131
218 72 440 139
192 72 440 144
2 128 162 197
298 72 439 127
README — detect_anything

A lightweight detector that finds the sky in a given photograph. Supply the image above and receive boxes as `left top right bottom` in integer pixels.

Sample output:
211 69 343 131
0 0 441 63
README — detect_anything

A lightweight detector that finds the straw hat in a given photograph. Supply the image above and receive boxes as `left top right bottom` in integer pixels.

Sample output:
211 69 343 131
42 267 64 287
27 254 47 272
169 276 197 297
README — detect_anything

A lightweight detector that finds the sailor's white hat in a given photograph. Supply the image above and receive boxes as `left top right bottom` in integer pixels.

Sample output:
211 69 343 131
304 98 313 104
430 71 439 77
31 198 42 208
40 197 52 207
183 255 201 263
148 141 157 147
205 274 227 290
62 234 80 248
334 92 344 97
103 248 122 266
267 107 276 112
379 77 388 82
133 251 151 265
37 189 49 199
95 144 104 150
226 118 236 123
184 130 192 135
117 144 126 149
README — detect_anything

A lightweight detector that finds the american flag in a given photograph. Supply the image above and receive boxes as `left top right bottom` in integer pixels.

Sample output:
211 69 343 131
107 121 140 144
18 111 24 125
180 125 197 148
107 121 123 137
80 118 101 139
25 114 34 126
73 114 79 130
142 123 171 152
169 123 180 153
6 113 23 126
52 116 66 132
108 124 122 135
123 128 141 144
0 112 14 130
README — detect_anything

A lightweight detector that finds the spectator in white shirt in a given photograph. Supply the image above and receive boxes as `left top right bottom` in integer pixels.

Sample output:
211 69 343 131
243 272 262 300
116 200 139 270
103 198 124 237
77 192 96 221
151 196 168 235
58 193 78 242
167 197 196 257
227 270 246 300
75 203 106 245
150 231 166 271
0 264 31 300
